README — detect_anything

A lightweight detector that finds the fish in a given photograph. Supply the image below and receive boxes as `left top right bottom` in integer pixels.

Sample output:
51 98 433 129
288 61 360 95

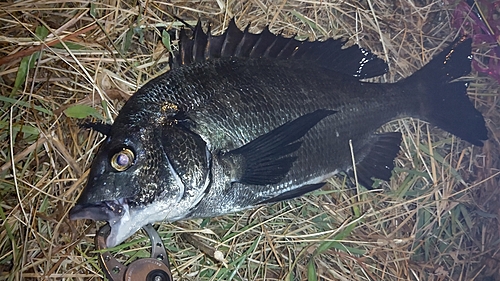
69 19 488 247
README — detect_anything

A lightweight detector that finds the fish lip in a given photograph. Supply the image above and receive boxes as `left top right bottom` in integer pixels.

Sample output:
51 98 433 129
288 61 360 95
69 199 128 223
69 198 133 247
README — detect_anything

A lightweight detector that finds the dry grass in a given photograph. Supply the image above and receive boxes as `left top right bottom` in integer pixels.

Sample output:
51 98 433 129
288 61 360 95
1 0 499 280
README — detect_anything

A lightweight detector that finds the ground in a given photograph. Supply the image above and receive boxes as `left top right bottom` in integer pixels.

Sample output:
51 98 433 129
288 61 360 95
1 0 500 280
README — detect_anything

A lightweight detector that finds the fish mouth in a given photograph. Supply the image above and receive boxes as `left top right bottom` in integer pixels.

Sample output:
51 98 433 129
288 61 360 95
70 198 138 247
69 199 128 224
70 199 179 247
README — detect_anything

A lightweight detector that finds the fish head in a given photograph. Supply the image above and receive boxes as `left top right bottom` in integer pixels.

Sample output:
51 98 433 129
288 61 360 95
70 119 211 247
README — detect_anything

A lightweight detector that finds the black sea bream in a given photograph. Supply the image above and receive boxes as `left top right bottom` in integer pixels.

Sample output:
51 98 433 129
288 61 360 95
70 20 487 247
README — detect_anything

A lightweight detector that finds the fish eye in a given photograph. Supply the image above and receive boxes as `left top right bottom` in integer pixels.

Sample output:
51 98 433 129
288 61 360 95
110 148 134 171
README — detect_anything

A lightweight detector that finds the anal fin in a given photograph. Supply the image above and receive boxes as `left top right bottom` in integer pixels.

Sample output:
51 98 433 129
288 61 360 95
349 132 402 189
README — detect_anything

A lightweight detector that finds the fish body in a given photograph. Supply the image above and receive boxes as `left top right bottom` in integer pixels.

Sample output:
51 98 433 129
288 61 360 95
70 20 487 247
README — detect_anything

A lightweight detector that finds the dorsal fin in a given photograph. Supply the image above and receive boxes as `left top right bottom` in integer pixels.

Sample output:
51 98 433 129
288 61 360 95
173 18 388 79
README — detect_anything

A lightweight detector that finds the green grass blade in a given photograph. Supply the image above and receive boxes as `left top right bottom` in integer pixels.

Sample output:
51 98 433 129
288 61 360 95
0 96 53 116
64 104 104 120
162 29 173 54
307 260 318 281
11 25 50 95
0 121 39 137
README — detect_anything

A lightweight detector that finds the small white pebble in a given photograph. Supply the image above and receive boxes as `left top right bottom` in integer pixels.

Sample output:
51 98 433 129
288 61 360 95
214 250 228 267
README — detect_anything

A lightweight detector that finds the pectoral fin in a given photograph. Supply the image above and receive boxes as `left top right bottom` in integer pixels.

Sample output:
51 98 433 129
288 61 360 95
224 109 336 185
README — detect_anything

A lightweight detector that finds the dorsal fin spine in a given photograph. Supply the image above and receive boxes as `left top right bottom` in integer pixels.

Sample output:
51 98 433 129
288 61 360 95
179 29 192 65
192 22 207 63
235 25 258 57
174 18 388 79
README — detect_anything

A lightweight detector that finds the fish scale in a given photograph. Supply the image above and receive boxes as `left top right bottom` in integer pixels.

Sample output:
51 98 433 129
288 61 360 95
168 60 409 214
70 20 487 247
182 59 402 148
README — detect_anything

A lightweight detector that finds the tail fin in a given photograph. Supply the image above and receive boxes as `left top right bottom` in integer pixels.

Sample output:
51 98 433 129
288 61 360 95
407 37 487 146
